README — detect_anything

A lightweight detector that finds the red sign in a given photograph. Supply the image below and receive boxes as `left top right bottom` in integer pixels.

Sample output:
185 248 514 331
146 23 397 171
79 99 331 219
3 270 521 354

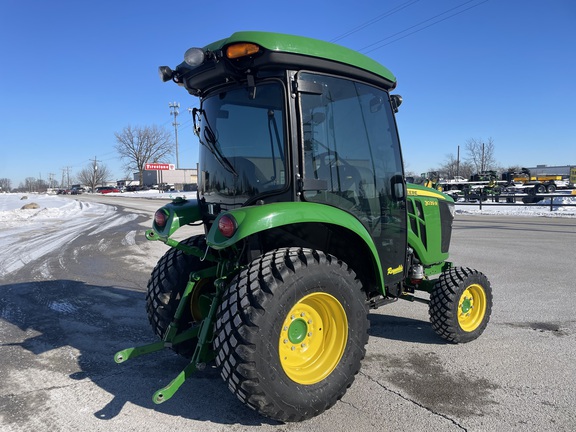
145 163 175 171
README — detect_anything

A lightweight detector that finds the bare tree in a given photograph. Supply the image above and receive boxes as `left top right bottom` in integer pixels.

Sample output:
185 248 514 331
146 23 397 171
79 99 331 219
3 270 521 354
77 162 112 192
437 153 475 180
36 179 49 193
0 178 12 192
23 177 38 192
465 137 497 174
114 125 173 185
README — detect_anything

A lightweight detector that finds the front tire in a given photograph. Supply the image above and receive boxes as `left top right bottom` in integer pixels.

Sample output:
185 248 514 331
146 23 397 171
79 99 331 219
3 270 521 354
213 247 369 422
146 235 214 357
429 267 492 343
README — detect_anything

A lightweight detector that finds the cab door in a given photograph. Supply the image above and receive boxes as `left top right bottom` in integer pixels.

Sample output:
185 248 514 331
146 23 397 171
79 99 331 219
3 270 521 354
298 72 407 287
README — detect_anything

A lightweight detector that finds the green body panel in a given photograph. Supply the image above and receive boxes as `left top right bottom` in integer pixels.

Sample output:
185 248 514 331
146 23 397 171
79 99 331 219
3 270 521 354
423 262 451 278
206 201 385 287
203 31 396 84
406 184 453 267
151 198 202 240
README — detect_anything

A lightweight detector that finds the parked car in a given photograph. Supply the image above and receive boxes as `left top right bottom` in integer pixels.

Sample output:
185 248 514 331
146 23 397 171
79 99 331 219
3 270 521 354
96 186 120 194
70 187 85 195
125 185 146 192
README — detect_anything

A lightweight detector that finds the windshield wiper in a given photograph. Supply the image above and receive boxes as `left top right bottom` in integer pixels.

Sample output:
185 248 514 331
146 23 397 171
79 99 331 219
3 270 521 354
202 126 238 177
194 108 238 177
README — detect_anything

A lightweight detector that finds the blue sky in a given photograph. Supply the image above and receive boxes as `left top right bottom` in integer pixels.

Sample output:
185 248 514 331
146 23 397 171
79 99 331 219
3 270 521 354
1 0 575 187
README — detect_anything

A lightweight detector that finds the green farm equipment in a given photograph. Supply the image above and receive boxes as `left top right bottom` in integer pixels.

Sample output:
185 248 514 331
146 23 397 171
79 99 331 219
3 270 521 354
115 31 492 422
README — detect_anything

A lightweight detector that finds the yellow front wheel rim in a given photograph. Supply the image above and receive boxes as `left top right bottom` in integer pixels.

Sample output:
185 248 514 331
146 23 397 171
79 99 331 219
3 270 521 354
279 292 348 385
458 284 487 332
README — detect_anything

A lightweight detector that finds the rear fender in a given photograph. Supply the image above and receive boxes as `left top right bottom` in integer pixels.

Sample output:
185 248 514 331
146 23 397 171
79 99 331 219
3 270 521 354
206 202 385 288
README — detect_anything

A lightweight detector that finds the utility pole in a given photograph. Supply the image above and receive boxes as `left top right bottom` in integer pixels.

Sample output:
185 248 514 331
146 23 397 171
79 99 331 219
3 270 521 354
90 156 101 188
456 145 460 178
169 102 180 169
65 166 71 188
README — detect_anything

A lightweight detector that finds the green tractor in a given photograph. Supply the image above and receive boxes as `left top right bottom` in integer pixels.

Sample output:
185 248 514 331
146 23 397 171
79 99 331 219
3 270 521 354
115 31 492 422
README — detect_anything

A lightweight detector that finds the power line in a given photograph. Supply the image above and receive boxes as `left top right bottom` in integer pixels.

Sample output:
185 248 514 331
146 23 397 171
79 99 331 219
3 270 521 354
360 0 489 54
330 0 421 43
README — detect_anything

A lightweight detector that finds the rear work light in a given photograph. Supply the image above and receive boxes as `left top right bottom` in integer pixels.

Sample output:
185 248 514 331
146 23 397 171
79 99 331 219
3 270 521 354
154 209 169 228
218 214 237 238
226 43 260 59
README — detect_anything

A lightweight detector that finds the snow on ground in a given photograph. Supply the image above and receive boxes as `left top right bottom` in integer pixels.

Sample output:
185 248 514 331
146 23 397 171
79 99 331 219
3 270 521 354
456 205 576 217
0 193 129 278
454 191 576 217
1 191 575 278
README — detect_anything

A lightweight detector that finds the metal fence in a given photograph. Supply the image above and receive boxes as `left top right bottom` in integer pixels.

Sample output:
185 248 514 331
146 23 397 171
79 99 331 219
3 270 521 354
454 192 576 212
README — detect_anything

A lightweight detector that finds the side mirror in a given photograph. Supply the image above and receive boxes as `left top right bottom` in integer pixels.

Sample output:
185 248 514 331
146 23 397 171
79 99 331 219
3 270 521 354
390 94 403 113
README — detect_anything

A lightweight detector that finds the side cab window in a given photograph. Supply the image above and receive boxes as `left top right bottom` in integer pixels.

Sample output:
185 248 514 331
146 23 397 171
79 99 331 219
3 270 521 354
299 73 403 225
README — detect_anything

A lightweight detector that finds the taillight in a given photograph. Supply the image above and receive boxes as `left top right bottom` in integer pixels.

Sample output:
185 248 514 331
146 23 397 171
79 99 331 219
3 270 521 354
154 210 168 228
218 214 237 238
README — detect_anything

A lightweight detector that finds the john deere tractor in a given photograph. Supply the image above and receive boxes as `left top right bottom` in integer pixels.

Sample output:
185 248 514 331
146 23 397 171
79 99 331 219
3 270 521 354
115 31 492 422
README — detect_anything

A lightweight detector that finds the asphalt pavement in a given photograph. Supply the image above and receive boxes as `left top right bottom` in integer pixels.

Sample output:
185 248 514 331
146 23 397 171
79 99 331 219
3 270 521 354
1 196 575 431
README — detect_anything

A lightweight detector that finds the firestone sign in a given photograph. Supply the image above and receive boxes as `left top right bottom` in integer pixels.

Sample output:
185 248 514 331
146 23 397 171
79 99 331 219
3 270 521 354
145 163 175 171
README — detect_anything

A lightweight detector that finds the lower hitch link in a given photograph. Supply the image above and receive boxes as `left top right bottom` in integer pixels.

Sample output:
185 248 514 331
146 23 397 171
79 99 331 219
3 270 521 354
114 270 224 404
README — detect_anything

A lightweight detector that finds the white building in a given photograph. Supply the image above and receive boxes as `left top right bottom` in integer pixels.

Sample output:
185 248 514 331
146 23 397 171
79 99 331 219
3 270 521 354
140 167 198 191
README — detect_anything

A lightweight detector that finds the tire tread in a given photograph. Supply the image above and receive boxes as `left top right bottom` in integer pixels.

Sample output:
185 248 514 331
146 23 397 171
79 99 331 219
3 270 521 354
214 247 368 422
429 266 492 343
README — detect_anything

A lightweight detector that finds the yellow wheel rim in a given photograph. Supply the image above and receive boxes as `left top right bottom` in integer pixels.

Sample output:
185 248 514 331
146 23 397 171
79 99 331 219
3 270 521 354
458 283 487 332
279 292 348 385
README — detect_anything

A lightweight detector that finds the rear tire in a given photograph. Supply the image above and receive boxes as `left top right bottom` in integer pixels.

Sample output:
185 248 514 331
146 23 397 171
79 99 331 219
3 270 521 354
146 235 213 357
429 267 492 343
213 247 369 422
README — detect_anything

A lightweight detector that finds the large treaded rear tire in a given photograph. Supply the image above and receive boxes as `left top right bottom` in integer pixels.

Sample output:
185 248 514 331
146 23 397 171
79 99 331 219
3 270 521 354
146 235 212 357
429 267 492 343
213 247 369 422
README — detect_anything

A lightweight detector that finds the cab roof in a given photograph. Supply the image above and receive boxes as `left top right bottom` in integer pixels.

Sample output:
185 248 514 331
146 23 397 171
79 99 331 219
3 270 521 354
203 31 396 84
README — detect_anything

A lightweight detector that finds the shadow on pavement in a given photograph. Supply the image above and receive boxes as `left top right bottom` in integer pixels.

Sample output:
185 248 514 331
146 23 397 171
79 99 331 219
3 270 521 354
0 279 278 426
368 313 446 345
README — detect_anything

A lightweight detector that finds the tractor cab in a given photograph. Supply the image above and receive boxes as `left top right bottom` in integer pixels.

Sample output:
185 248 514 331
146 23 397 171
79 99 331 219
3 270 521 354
159 31 408 290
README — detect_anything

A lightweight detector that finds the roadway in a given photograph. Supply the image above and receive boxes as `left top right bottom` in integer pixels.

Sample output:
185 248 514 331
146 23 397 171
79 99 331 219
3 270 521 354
1 195 575 431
